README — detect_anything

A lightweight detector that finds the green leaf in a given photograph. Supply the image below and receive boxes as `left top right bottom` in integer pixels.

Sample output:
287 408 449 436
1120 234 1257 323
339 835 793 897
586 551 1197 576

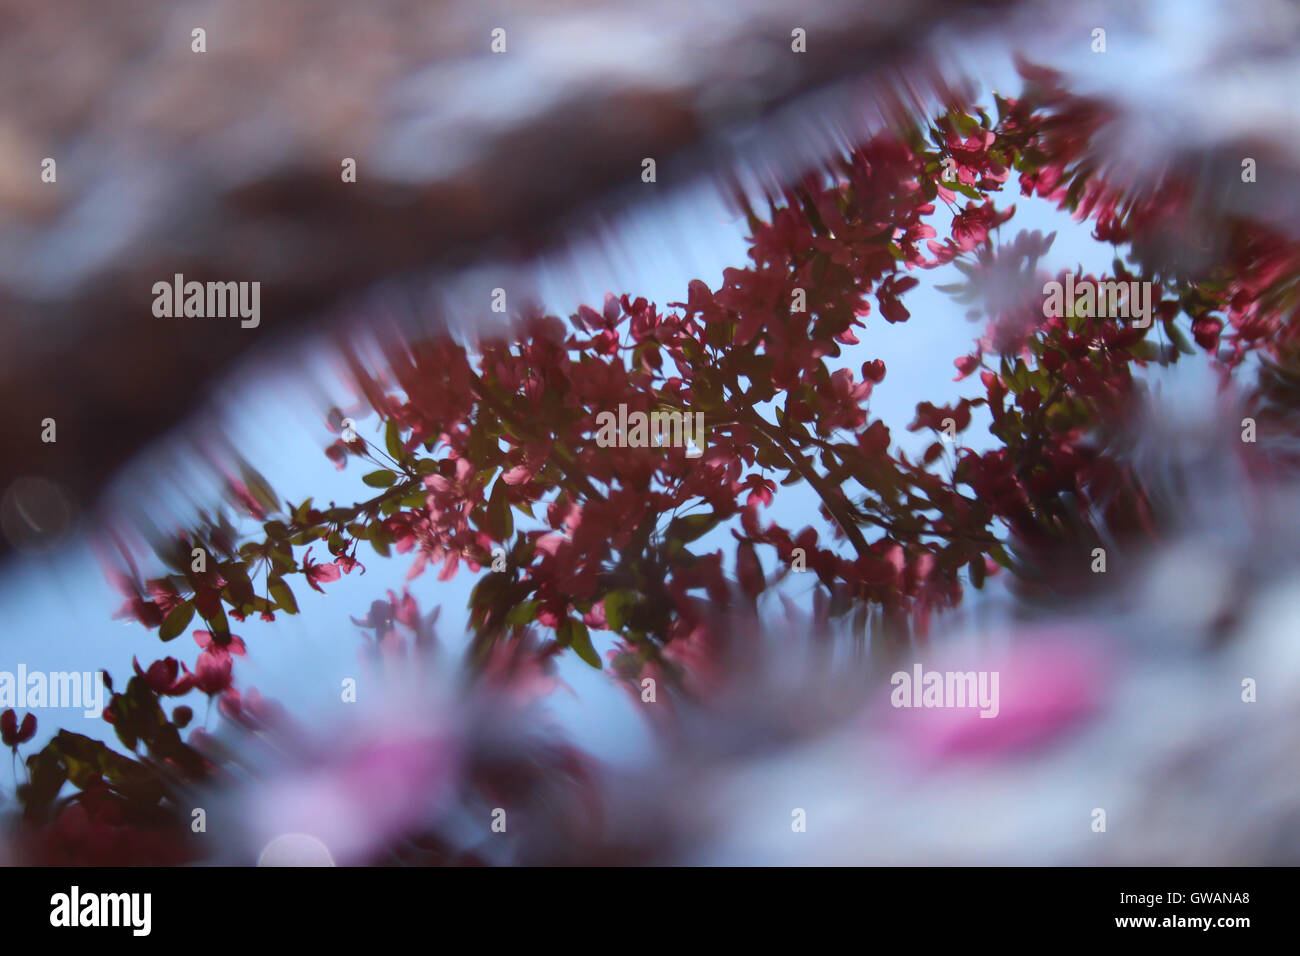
1166 320 1196 356
239 464 279 515
204 604 232 642
988 541 1014 570
268 576 299 615
505 600 540 628
487 479 514 540
270 548 298 573
385 420 405 463
23 744 68 814
1007 358 1031 393
603 590 635 633
1127 339 1162 362
362 469 397 488
159 601 194 642
288 527 328 547
560 619 601 669
667 512 722 544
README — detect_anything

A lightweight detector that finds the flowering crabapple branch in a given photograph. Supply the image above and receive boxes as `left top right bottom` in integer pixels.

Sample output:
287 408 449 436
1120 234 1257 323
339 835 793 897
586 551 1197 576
12 64 1300 863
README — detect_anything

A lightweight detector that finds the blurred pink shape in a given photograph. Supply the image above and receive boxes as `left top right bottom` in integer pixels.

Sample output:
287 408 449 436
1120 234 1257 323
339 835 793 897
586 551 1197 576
248 727 461 865
885 629 1109 762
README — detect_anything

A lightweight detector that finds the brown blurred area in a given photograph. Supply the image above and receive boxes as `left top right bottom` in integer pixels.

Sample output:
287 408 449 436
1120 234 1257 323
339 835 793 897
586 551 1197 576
0 0 1025 554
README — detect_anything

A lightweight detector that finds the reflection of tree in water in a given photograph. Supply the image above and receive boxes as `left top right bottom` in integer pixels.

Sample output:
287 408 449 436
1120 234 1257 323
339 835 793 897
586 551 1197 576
4 1 1300 865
